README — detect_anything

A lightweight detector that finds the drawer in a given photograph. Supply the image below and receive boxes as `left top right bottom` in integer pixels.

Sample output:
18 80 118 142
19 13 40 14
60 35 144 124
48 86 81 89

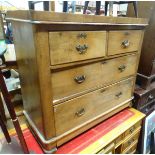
122 142 138 154
108 30 142 56
115 134 123 147
54 78 134 135
52 54 137 102
97 143 115 154
122 130 140 151
124 121 141 138
49 31 107 65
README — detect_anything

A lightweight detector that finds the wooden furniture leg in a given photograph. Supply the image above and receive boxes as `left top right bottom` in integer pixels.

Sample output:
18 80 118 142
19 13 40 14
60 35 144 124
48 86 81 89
133 1 138 17
0 92 6 122
0 69 29 153
96 1 101 15
43 1 49 11
63 1 68 12
83 1 89 14
105 1 109 16
0 114 11 143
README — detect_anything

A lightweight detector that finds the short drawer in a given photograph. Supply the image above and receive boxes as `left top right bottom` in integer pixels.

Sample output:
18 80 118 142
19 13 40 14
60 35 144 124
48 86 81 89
49 31 107 65
115 134 123 147
97 143 115 154
52 54 137 102
124 121 141 138
122 142 138 154
122 130 140 151
108 30 142 56
54 78 134 135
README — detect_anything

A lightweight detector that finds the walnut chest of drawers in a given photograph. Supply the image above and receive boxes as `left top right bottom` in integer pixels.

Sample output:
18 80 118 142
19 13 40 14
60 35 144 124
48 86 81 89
6 10 148 153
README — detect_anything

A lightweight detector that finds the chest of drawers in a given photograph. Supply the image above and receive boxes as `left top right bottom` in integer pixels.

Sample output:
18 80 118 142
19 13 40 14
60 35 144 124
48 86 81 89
6 10 147 153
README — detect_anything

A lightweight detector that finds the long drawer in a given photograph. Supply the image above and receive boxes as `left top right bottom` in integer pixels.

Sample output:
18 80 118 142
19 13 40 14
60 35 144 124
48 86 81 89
49 31 107 65
51 54 138 103
54 78 134 136
108 30 142 56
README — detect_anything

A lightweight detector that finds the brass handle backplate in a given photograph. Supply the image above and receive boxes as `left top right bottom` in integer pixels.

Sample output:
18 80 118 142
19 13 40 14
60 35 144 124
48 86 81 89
76 44 88 54
129 126 135 133
118 65 126 72
75 108 85 117
121 40 130 48
77 33 87 39
74 75 86 84
128 138 134 145
115 92 122 98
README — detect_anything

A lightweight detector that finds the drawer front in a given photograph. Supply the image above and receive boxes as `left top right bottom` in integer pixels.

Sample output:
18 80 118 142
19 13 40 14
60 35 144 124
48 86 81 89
124 121 141 138
52 54 137 102
108 30 142 56
122 130 140 151
49 31 107 65
115 134 123 147
54 78 134 135
98 143 115 154
122 142 138 154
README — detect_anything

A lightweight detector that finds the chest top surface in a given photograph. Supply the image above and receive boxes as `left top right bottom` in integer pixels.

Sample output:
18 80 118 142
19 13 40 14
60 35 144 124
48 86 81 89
6 10 148 26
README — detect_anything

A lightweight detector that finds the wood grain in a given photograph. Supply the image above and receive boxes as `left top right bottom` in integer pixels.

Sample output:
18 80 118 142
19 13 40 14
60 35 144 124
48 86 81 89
11 21 44 136
122 129 140 151
49 31 107 65
128 2 155 76
108 30 143 56
54 78 134 135
34 30 56 140
52 54 138 103
6 10 148 25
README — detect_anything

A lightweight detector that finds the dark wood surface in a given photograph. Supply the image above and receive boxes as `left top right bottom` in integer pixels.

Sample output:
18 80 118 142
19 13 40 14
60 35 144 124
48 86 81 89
133 82 155 114
136 73 155 89
127 2 155 76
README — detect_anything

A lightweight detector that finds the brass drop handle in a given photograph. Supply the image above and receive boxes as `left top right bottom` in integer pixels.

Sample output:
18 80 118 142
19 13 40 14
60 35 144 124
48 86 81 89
128 138 134 145
129 126 135 133
76 44 88 54
77 33 87 39
115 92 122 98
75 108 85 117
74 75 86 84
121 40 130 48
118 65 126 72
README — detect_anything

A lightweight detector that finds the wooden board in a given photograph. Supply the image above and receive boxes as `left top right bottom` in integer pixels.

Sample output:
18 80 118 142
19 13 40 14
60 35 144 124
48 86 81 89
6 10 148 25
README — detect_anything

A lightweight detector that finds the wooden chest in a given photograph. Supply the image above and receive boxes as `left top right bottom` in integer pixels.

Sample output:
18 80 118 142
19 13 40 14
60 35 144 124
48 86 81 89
133 83 155 114
56 108 145 154
6 10 147 153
